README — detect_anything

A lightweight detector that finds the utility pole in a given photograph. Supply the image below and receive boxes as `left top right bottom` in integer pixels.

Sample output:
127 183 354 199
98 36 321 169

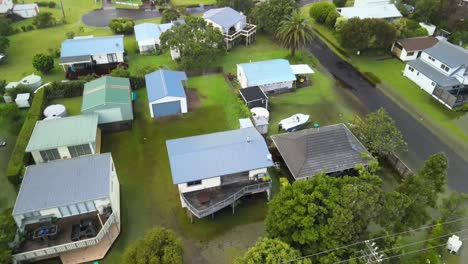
360 240 384 264
59 0 66 19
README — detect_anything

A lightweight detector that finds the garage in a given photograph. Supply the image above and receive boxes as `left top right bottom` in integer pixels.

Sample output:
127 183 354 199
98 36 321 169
145 69 188 118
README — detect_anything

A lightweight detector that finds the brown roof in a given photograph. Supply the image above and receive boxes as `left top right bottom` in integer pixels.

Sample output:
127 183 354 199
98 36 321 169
398 37 439 52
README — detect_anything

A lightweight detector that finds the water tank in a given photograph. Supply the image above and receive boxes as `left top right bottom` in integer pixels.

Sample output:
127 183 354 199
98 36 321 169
19 74 43 91
251 107 269 135
43 104 68 118
251 107 269 121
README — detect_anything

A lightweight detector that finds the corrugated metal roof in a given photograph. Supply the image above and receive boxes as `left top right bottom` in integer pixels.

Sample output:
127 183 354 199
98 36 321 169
145 70 187 102
203 7 245 29
26 115 98 152
134 20 184 43
166 127 274 184
397 37 438 52
338 4 402 19
81 76 133 123
271 124 372 179
424 40 468 68
13 153 112 216
238 59 297 87
60 35 124 59
408 59 461 87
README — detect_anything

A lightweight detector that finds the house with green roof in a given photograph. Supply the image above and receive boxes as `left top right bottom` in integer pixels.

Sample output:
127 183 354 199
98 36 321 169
26 115 100 164
81 76 134 131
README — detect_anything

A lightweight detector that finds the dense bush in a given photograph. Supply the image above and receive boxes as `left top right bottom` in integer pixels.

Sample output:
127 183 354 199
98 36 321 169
309 2 336 24
129 76 145 90
46 80 86 99
6 88 46 184
110 67 130 78
109 18 135 35
65 31 75 39
325 10 339 28
4 84 30 99
0 17 14 36
32 53 54 73
37 1 57 8
32 12 56 28
250 0 296 34
333 0 346 7
161 7 184 24
0 36 9 53
339 18 397 51
0 104 21 123
0 80 6 94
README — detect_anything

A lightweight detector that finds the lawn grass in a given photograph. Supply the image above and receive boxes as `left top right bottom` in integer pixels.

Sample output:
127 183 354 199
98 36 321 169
170 0 216 6
49 97 82 116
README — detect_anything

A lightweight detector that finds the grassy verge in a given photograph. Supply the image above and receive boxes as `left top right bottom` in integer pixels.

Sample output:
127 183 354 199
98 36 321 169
170 0 216 6
49 97 82 116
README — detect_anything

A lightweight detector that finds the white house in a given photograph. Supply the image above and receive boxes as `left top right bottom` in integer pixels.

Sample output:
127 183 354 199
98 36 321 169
166 127 274 220
203 7 256 48
12 3 39 18
391 37 439 61
59 35 125 79
354 0 389 6
0 0 13 14
11 153 120 263
237 59 315 93
134 21 182 54
145 70 188 118
337 4 402 20
26 114 100 164
403 40 468 108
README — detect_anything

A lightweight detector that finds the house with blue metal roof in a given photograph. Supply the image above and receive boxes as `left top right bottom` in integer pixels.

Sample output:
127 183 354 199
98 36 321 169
237 59 298 93
402 39 468 109
59 35 125 79
145 69 188 118
203 7 256 49
134 21 182 54
11 153 121 263
166 126 274 220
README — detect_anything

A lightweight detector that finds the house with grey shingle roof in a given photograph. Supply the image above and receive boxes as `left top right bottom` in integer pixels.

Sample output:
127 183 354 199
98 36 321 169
81 76 133 132
403 39 468 109
271 124 373 180
203 7 256 49
26 114 100 164
11 153 121 263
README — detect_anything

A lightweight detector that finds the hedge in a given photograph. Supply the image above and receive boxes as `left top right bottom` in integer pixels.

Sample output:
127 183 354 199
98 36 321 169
46 80 86 99
6 88 46 184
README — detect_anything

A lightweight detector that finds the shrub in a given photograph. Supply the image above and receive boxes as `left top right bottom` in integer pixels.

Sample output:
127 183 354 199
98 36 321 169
362 71 381 85
309 2 336 24
4 84 30 99
0 17 14 36
47 47 60 58
109 18 135 35
454 103 468 112
0 36 9 54
48 1 57 8
46 80 86 99
129 76 145 90
32 12 56 28
0 80 5 94
333 0 346 7
334 16 348 31
110 67 130 78
0 104 21 122
325 10 339 28
26 24 34 31
65 31 75 39
32 53 54 74
6 88 46 184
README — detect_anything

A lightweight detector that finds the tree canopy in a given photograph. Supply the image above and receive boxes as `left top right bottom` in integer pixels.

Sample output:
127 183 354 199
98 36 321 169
276 10 314 57
250 0 296 35
0 36 9 54
339 18 397 51
351 108 407 157
309 2 336 24
266 172 384 259
236 237 311 264
216 0 255 16
160 16 225 70
32 53 54 74
122 227 183 264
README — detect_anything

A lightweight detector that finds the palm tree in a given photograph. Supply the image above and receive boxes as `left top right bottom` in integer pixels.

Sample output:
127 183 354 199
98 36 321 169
276 10 314 57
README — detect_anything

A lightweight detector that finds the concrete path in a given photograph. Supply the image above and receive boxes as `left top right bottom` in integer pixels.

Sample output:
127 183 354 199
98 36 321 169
306 37 468 192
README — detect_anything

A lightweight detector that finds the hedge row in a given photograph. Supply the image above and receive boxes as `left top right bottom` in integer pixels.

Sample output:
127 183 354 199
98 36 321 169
6 88 46 184
46 80 86 99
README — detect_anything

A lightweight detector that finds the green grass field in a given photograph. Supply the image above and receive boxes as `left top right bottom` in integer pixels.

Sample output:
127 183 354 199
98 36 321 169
170 0 216 6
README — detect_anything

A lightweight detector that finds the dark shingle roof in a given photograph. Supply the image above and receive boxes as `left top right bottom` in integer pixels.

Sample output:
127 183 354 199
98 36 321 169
239 86 267 103
408 59 461 87
271 124 372 179
398 37 438 52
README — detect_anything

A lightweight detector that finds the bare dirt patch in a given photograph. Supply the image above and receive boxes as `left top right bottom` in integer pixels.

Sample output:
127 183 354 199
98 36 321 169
186 88 204 111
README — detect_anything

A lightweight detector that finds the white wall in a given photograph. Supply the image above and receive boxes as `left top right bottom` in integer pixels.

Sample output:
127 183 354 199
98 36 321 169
149 96 187 118
249 168 268 179
398 49 421 61
92 52 124 65
259 81 294 93
403 64 437 94
178 177 221 194
109 157 121 223
237 65 248 88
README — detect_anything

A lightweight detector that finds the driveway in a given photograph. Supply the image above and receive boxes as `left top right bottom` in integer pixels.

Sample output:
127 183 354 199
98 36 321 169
306 37 468 192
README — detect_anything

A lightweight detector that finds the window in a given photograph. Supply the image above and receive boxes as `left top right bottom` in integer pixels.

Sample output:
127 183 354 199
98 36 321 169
407 51 415 56
107 53 118 63
428 56 435 62
39 149 60 162
431 82 436 86
68 144 92 158
187 180 202 187
440 64 450 72
408 66 414 72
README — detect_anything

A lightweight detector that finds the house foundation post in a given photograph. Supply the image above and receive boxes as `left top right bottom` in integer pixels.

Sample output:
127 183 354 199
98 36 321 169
267 188 271 201
189 211 193 224
232 201 235 215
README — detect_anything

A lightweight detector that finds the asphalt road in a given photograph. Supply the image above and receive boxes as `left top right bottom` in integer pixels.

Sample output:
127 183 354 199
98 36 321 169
306 37 468 192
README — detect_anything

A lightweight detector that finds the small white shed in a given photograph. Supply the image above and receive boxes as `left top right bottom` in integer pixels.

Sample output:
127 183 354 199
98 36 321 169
12 3 39 18
15 93 30 108
447 235 462 254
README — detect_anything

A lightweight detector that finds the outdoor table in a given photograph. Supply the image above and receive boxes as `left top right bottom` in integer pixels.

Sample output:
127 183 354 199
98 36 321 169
32 224 58 241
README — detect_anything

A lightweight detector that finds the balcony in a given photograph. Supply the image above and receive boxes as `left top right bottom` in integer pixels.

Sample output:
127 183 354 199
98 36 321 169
13 211 118 262
224 23 257 42
182 178 271 219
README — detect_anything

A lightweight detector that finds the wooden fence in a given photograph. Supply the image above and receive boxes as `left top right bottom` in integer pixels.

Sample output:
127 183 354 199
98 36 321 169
387 153 413 177
185 67 223 77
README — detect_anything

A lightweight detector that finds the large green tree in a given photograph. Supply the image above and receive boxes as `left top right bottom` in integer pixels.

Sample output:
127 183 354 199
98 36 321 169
122 227 183 264
351 108 407 157
266 172 384 259
0 17 14 36
236 238 311 264
32 12 56 28
216 0 255 16
439 192 468 232
160 16 225 70
276 10 314 57
309 2 336 24
161 7 186 24
0 36 9 54
250 0 296 34
413 0 441 23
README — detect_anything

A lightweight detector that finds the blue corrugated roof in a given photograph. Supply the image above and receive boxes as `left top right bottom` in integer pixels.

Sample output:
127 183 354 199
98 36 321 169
203 7 245 28
238 59 297 87
134 23 161 42
60 35 124 58
145 70 187 102
166 127 274 184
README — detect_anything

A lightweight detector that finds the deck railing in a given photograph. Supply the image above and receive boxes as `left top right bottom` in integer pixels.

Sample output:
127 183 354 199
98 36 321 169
12 212 118 262
182 181 271 219
224 24 257 42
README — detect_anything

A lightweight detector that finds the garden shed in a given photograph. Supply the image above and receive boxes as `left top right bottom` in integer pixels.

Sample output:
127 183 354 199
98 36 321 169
239 86 268 109
81 76 134 132
15 93 30 108
145 70 188 118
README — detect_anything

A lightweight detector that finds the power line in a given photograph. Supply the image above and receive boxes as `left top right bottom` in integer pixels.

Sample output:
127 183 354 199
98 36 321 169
279 216 468 264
